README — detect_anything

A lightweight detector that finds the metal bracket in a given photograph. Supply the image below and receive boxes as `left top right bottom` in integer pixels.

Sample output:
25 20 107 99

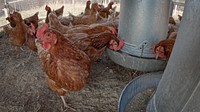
120 40 155 58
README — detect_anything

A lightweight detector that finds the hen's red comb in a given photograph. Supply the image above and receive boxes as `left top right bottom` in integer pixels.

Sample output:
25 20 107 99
36 23 48 38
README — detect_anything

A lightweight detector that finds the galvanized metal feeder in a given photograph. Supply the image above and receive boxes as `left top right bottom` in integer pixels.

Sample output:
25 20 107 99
107 0 170 72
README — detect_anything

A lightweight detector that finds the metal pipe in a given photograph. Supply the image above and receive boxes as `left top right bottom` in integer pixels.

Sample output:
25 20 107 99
3 0 9 21
147 0 200 111
4 0 7 6
169 0 174 16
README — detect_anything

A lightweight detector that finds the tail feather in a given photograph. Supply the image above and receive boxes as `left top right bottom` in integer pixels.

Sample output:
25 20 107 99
35 11 39 16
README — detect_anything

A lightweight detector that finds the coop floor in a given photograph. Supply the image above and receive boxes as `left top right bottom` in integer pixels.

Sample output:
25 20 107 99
0 32 149 112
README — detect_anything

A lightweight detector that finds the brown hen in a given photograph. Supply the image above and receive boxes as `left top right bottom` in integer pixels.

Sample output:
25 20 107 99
24 12 39 28
35 23 91 110
45 5 64 23
69 3 99 25
153 38 175 60
83 0 91 15
3 12 27 47
64 31 119 61
4 11 38 52
48 12 115 35
6 11 39 28
48 12 123 52
98 2 114 19
45 5 72 26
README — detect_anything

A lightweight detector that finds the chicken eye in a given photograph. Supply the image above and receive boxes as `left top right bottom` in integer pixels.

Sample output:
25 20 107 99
45 33 51 38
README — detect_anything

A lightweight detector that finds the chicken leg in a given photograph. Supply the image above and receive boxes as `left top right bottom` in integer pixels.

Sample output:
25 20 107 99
46 75 76 111
60 96 76 111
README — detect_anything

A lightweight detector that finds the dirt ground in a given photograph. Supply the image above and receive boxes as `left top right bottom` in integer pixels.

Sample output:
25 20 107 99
0 31 147 112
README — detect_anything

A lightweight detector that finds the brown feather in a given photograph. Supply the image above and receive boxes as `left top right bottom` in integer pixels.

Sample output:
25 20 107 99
37 28 91 96
98 2 114 19
48 12 115 35
70 3 99 25
24 12 39 28
65 32 117 61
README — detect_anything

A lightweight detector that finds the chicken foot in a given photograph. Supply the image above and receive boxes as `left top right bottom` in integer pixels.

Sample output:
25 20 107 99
60 96 76 111
14 46 24 52
20 47 24 51
46 76 76 111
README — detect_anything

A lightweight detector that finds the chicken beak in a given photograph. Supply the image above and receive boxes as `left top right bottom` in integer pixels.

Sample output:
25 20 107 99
155 54 159 60
35 38 42 43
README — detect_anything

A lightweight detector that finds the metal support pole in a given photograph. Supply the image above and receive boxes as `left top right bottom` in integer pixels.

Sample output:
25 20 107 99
169 0 174 16
147 0 200 111
3 0 9 23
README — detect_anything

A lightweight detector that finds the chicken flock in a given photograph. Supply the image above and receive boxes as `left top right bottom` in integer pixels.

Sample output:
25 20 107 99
3 1 123 110
3 0 182 110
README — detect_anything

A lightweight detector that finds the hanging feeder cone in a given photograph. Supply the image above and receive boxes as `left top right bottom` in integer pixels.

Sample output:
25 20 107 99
107 0 170 72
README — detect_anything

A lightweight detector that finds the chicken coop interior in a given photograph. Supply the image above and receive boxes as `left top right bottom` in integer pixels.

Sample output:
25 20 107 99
2 0 200 112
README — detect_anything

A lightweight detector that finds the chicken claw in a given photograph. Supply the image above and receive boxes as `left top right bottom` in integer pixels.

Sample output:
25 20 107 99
60 96 76 111
20 47 24 51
